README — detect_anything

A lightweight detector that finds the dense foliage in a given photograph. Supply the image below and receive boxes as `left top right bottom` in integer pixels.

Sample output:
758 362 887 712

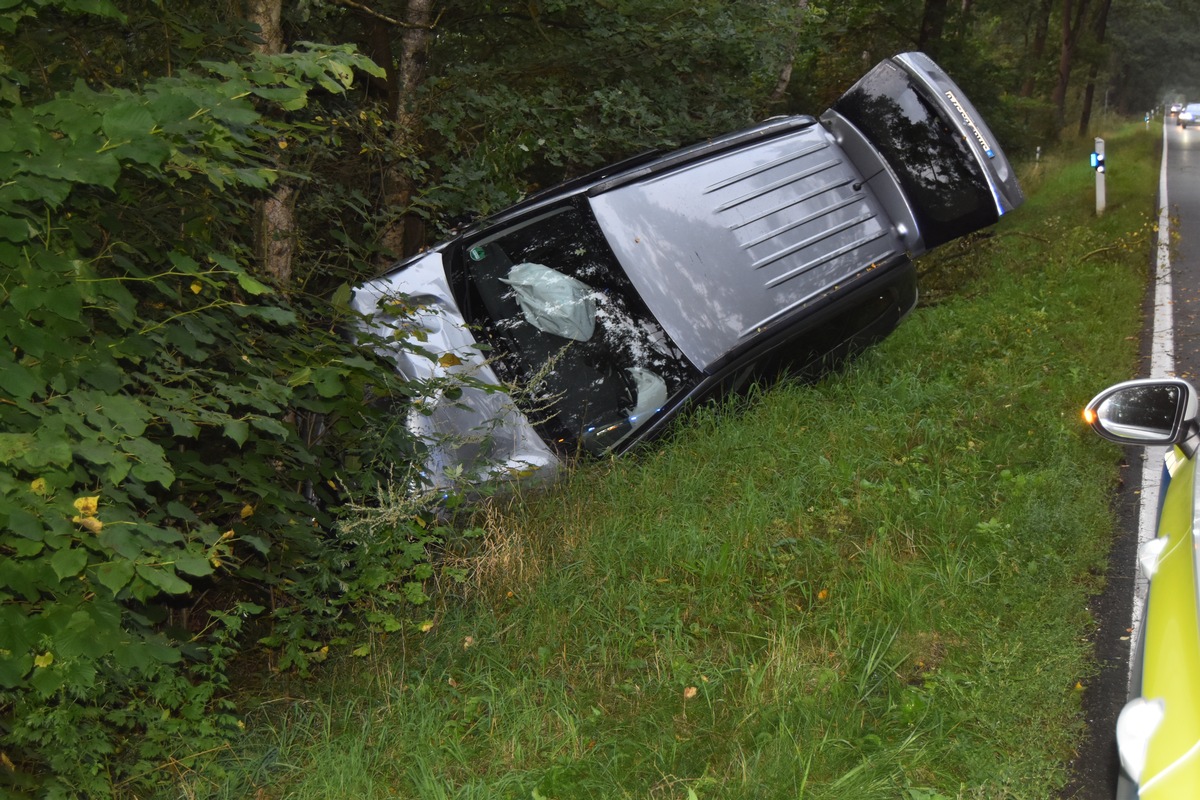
1 0 1196 796
0 4 445 797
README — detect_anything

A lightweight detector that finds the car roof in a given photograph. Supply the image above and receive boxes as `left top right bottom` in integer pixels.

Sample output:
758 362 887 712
590 122 907 370
458 117 819 237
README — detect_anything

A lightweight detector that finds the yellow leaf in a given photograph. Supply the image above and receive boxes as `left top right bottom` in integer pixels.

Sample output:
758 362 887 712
277 139 288 149
683 686 698 700
190 281 203 295
817 588 829 601
33 652 53 669
72 515 103 534
419 620 434 632
73 496 99 517
438 353 463 368
240 504 254 519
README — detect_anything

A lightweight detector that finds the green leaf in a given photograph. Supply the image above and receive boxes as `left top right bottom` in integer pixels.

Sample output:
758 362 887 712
56 608 117 660
251 86 310 110
234 304 297 325
0 214 30 242
58 0 126 21
23 143 121 193
173 551 214 578
43 287 83 321
50 546 89 581
223 418 249 446
161 411 200 438
101 100 156 141
12 539 43 557
5 433 73 468
134 564 192 595
113 135 172 168
9 510 45 540
0 651 33 689
96 559 134 595
111 637 180 671
249 416 289 437
121 438 174 488
312 367 345 398
0 433 33 464
99 394 151 437
76 438 123 467
236 272 273 295
97 526 140 560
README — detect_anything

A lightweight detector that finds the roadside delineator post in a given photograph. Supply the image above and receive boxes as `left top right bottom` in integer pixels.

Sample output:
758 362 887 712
1091 137 1106 216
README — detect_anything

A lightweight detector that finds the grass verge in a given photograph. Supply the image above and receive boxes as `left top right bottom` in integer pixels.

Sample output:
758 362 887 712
189 122 1160 800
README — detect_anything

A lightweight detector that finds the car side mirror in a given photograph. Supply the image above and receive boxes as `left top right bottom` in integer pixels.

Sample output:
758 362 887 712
1084 378 1199 447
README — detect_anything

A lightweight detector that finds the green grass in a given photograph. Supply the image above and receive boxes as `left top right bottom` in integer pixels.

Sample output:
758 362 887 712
187 122 1161 799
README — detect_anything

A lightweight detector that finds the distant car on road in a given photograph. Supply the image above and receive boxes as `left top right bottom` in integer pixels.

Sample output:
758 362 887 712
1084 378 1200 798
1178 103 1200 128
355 52 1024 490
1170 102 1185 118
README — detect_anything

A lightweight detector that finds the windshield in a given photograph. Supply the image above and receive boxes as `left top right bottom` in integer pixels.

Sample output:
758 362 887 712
450 198 701 456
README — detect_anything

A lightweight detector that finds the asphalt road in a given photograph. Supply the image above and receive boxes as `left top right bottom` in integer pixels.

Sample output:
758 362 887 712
1168 121 1200 385
1063 118 1200 799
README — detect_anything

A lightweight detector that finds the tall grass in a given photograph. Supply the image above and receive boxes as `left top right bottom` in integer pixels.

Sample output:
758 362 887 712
191 122 1159 799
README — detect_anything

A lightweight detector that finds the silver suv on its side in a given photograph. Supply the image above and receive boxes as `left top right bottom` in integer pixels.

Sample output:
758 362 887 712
354 52 1024 490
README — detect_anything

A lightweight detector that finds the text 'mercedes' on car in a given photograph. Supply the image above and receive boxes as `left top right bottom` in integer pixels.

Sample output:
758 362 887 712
353 51 1024 490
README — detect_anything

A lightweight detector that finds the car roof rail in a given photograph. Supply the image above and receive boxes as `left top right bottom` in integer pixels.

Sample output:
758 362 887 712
586 116 819 196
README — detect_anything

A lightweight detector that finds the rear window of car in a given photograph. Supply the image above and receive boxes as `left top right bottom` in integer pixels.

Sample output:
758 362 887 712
833 63 996 248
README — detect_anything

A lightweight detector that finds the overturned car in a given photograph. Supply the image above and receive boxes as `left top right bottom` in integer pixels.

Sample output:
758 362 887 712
354 52 1023 489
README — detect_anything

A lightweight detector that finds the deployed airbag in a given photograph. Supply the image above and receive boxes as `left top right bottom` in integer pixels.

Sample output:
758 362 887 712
502 262 596 341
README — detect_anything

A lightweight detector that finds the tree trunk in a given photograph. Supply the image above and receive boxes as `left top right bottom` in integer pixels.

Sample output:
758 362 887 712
246 0 283 53
1050 0 1090 128
256 183 296 287
767 54 795 106
246 0 295 287
1020 0 1053 97
918 0 949 56
1077 0 1113 136
379 0 435 260
766 0 808 106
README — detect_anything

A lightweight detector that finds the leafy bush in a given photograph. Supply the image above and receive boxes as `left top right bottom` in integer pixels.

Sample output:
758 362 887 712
0 7 449 795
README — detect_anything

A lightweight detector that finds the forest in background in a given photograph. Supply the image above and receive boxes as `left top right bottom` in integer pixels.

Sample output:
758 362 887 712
1 0 1198 795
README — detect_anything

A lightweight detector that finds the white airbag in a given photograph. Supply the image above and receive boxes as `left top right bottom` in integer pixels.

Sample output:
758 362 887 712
502 262 595 341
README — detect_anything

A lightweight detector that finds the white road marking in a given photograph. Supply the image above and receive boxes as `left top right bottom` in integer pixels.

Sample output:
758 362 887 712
1130 120 1176 689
